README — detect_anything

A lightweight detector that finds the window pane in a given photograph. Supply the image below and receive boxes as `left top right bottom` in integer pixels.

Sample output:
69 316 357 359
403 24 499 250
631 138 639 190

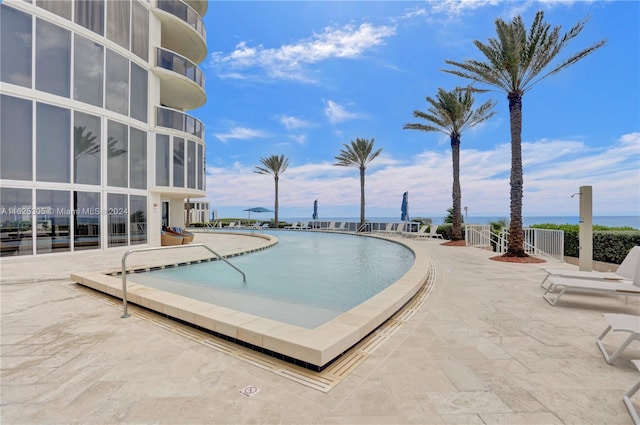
36 0 71 19
105 49 129 115
130 195 147 245
1 188 33 257
74 34 103 107
37 103 70 183
1 5 32 88
130 62 147 122
74 111 101 185
36 19 71 97
197 143 203 190
36 189 70 254
187 140 196 189
173 137 184 187
106 0 129 49
75 0 104 36
107 120 128 187
107 193 127 247
73 191 100 251
1 95 32 181
156 134 170 186
131 1 149 61
129 127 147 189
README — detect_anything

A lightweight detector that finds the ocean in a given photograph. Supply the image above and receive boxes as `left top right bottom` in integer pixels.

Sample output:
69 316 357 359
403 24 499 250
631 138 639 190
280 216 640 229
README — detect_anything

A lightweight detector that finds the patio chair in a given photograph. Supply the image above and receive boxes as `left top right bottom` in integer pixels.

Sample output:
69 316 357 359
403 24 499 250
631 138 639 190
540 246 639 289
543 258 640 306
624 359 640 425
596 313 640 365
428 225 444 239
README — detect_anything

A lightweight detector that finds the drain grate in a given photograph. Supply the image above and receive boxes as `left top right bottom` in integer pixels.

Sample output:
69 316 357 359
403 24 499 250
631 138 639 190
63 260 437 393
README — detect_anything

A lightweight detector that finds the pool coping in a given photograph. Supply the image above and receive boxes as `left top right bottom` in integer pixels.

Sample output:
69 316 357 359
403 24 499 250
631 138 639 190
70 232 432 371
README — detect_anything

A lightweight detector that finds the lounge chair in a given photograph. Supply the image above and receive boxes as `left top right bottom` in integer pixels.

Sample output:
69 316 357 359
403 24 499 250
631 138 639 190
596 313 640 365
540 246 639 289
428 225 444 239
624 359 640 425
543 259 640 306
161 230 183 246
285 222 300 230
334 222 347 231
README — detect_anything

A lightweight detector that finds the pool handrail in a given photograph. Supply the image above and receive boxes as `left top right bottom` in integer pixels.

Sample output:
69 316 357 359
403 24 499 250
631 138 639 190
120 243 247 318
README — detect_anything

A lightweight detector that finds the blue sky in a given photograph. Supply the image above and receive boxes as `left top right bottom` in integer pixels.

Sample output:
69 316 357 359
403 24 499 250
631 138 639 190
191 0 639 220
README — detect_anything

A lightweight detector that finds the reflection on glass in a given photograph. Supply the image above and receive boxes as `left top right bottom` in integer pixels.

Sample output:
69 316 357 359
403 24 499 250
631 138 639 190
130 195 147 245
107 193 127 247
130 127 147 190
130 63 148 123
173 137 184 187
0 188 33 257
187 140 196 189
107 120 128 187
131 1 149 61
36 189 70 254
75 0 104 36
156 134 170 186
105 49 129 115
197 144 203 190
74 191 100 250
37 103 70 183
1 5 32 88
1 95 32 181
36 18 70 97
74 111 101 185
74 34 103 107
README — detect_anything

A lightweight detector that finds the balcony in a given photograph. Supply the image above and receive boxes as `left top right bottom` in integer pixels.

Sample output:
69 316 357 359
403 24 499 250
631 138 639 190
156 106 204 139
155 48 206 110
184 0 207 17
155 0 207 64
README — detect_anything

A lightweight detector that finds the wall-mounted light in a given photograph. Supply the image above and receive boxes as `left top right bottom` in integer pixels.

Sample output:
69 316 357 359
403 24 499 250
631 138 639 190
571 192 582 198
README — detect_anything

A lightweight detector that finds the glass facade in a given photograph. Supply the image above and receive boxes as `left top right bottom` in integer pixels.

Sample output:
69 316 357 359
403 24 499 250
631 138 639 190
0 1 206 256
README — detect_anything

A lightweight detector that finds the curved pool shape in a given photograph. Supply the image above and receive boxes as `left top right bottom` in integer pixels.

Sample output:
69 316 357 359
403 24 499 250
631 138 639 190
71 230 433 371
129 231 415 328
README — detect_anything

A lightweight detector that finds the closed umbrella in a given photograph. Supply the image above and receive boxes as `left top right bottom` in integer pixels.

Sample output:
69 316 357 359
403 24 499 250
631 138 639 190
312 199 318 220
401 192 408 221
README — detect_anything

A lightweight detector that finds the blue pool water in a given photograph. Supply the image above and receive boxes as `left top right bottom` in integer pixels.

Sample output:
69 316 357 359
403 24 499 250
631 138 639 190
131 231 415 328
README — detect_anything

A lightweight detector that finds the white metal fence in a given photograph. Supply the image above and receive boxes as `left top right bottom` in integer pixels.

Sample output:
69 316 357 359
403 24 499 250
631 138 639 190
465 225 565 262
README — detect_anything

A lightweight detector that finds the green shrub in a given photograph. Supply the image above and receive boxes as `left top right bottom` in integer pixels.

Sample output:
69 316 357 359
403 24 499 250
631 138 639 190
436 223 462 240
530 223 640 264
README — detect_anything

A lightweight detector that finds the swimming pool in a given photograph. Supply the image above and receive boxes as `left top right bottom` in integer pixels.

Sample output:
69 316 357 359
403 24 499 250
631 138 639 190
128 231 415 328
71 231 433 370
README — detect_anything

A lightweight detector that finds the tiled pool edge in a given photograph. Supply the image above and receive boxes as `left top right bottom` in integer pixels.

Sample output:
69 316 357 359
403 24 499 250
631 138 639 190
69 235 434 372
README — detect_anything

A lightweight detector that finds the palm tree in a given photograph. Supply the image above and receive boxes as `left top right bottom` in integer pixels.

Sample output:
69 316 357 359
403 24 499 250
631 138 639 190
334 138 382 229
254 154 289 228
404 87 495 241
443 11 605 257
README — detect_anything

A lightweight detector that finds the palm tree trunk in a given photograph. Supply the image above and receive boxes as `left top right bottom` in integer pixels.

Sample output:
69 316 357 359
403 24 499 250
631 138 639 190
274 176 279 228
506 92 526 257
451 134 462 240
359 167 366 227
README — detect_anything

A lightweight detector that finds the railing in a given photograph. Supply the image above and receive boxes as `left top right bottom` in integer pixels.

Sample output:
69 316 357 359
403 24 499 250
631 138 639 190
120 244 246 318
156 106 204 138
465 225 564 262
156 47 205 90
156 0 206 41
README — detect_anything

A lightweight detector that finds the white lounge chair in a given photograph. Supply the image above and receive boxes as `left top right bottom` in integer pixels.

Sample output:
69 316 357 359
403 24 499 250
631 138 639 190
540 246 639 289
544 258 640 306
596 313 640 365
285 222 300 230
428 225 444 239
624 359 640 425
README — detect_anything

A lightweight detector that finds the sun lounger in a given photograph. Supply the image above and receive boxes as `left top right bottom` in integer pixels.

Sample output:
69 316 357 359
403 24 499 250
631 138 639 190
543 259 640 306
624 359 640 425
596 314 640 365
540 246 639 289
428 225 444 239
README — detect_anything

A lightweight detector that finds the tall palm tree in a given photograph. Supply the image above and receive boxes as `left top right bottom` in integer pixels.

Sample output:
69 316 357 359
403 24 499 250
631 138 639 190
404 87 496 241
334 138 382 229
254 154 289 228
443 10 605 257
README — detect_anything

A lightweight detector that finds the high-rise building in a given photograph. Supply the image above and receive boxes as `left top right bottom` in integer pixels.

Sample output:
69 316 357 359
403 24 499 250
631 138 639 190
0 0 208 256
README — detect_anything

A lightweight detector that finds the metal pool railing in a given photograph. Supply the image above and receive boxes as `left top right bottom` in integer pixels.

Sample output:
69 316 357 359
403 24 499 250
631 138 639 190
465 225 565 262
120 244 246 318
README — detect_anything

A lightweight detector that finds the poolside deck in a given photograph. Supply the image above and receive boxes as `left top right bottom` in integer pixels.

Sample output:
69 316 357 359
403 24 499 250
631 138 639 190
1 231 639 424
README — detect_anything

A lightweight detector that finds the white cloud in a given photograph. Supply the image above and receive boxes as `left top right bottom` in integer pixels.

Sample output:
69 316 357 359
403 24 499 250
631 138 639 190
324 100 361 124
205 133 640 217
209 23 396 82
279 115 310 130
214 127 268 143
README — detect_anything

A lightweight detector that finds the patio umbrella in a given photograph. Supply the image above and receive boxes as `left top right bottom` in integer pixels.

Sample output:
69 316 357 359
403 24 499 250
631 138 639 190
243 207 272 221
312 199 318 220
401 191 408 221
